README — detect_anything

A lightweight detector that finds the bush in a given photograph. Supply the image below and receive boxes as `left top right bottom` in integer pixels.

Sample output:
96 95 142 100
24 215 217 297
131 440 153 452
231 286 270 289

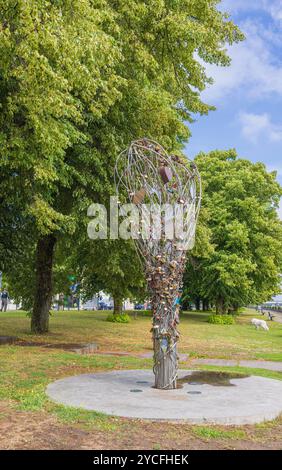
127 310 151 317
139 309 151 316
106 313 131 323
207 314 234 325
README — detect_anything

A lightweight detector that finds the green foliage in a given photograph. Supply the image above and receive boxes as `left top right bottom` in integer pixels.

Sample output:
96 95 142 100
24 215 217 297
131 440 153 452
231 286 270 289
0 0 123 234
106 313 131 323
0 0 124 306
74 239 146 308
184 150 282 313
0 1 244 313
193 426 246 440
207 314 234 325
5 241 36 310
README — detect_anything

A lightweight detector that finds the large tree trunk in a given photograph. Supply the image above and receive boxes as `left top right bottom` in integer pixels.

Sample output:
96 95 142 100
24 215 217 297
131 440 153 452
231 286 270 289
31 234 56 334
113 296 123 315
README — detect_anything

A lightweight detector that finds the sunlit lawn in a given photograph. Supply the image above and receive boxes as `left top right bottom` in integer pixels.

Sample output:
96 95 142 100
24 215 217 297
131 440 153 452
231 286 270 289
0 307 281 360
0 307 281 448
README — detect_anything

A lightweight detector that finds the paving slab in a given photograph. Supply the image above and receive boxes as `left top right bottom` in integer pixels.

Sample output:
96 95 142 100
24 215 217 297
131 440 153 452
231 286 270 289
46 369 282 425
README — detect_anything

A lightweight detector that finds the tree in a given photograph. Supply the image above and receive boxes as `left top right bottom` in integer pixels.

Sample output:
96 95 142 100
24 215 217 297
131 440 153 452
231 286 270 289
184 150 282 313
1 0 243 332
74 239 146 315
0 0 123 331
183 206 214 310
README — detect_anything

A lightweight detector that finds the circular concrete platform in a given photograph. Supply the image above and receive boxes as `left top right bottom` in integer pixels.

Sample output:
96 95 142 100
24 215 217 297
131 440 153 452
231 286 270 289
46 369 282 425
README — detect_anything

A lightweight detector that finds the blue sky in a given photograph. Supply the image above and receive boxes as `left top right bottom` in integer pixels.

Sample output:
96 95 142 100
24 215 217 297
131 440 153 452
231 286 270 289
185 0 282 217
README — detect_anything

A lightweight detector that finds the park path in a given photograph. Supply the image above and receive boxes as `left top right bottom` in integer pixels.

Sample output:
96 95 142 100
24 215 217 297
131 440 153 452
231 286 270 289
249 307 282 324
136 352 282 371
190 359 282 371
262 310 282 324
271 311 282 324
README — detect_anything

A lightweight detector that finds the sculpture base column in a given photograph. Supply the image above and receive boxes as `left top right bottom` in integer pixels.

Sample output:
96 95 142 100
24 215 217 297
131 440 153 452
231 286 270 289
153 335 178 389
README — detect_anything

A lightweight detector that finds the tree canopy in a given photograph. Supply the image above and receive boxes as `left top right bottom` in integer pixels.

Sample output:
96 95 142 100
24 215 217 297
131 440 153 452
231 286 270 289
184 150 282 313
0 0 244 331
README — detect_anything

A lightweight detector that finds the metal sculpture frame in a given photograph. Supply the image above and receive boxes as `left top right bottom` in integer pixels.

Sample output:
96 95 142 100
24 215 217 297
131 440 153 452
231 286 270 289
115 138 201 389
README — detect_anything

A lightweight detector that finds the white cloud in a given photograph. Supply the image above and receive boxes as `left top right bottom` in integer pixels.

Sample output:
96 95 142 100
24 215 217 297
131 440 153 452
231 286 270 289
222 0 282 21
239 112 282 143
201 9 282 104
221 0 263 14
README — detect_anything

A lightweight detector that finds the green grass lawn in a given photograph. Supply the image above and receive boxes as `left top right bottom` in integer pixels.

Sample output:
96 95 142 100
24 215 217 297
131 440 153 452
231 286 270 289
0 307 281 449
0 306 281 414
1 307 281 360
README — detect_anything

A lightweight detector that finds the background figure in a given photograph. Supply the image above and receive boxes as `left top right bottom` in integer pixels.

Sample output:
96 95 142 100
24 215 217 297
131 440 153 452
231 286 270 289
1 289 9 312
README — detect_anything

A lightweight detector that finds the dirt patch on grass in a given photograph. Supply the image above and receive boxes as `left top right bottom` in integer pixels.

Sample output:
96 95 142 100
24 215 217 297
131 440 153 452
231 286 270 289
0 401 106 450
0 339 99 354
17 341 84 350
0 336 18 345
0 401 281 450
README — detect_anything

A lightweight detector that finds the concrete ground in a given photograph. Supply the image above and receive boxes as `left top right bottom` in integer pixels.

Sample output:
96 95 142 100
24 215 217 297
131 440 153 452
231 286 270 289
46 369 282 425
